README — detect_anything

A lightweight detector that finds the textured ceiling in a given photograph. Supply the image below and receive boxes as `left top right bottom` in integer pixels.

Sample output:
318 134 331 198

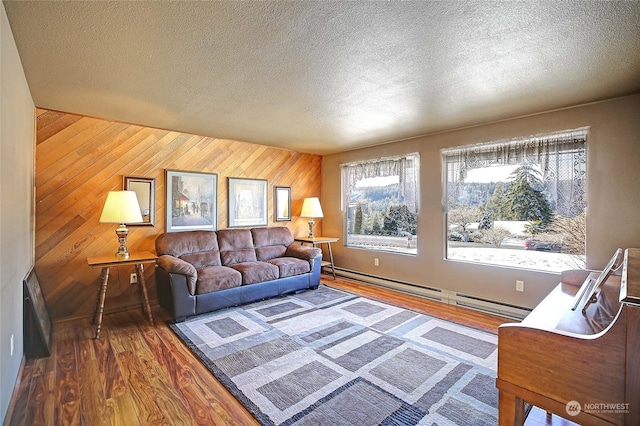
4 1 640 155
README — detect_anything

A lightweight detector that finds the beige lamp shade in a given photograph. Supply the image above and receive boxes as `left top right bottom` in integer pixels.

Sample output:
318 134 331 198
301 197 323 238
300 197 324 218
99 191 143 224
100 191 143 258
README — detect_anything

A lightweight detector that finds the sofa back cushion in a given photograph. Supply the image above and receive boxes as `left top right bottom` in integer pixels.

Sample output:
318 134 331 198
155 231 221 267
217 229 257 265
252 227 294 261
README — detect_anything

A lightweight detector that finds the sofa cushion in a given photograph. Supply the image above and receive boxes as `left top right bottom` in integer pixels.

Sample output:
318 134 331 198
252 227 294 261
231 261 279 285
155 230 222 267
268 257 311 278
196 266 242 295
217 229 258 265
255 245 287 261
181 252 222 268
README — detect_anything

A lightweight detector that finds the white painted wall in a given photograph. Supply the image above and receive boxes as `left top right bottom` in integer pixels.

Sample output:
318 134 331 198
0 3 35 422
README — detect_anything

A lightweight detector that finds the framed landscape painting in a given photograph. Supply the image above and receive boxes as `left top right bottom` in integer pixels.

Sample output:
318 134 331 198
228 177 268 227
165 170 217 232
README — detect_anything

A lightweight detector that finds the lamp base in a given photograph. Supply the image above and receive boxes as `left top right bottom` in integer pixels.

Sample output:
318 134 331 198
115 224 130 259
307 219 316 238
115 249 130 259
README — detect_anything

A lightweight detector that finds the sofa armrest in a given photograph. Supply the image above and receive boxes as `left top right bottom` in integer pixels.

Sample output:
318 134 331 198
157 255 197 294
155 265 196 321
285 244 322 261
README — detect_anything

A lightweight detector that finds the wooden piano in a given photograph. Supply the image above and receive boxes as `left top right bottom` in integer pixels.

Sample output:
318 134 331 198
496 248 640 425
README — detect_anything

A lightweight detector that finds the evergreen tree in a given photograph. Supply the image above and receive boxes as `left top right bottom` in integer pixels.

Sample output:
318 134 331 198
383 205 417 235
353 203 363 234
371 214 382 234
524 220 545 235
485 181 510 221
503 164 553 225
382 215 397 235
478 209 493 230
363 211 383 235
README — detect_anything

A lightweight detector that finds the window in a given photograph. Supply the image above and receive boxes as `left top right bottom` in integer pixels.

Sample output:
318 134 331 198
442 128 587 272
341 153 419 254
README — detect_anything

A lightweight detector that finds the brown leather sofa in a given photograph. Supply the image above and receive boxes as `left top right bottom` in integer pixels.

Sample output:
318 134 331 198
155 227 322 322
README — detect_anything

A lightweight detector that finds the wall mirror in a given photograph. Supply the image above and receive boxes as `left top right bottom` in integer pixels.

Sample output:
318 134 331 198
123 176 156 226
274 186 292 221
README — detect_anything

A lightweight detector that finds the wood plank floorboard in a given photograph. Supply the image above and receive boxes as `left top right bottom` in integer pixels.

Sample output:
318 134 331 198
5 276 574 425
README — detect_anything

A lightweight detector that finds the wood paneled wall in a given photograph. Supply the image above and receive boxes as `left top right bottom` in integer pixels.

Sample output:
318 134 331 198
35 109 322 320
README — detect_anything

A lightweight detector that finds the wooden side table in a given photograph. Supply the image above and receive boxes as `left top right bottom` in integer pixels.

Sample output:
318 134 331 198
87 251 157 339
295 236 339 279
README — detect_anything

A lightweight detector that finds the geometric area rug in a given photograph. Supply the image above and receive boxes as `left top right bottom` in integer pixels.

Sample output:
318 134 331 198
169 285 499 425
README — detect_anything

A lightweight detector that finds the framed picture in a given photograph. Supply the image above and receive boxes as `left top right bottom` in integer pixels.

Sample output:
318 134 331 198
274 186 292 221
23 268 52 358
228 177 268 227
165 170 217 232
123 176 156 226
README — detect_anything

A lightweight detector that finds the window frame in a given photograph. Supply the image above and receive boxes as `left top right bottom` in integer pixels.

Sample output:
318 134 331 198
441 128 588 272
341 153 420 255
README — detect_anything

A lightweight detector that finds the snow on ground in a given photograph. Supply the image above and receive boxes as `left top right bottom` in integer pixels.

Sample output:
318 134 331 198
448 246 585 272
348 234 586 272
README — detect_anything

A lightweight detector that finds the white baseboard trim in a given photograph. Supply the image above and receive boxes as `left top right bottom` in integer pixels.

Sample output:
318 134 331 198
332 267 531 320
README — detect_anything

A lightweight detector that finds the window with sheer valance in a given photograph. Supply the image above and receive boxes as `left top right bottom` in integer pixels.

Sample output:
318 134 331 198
441 128 587 271
443 128 588 217
341 153 419 254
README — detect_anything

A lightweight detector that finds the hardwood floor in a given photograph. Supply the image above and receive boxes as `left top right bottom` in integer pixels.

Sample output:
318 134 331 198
5 276 571 425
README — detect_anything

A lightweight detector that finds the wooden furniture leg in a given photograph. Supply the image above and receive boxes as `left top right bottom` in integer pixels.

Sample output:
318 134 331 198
326 241 336 279
88 251 157 337
94 267 110 339
136 263 154 325
498 390 525 426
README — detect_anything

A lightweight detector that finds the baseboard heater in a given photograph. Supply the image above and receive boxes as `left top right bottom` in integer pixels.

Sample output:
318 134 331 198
449 292 531 320
332 267 531 320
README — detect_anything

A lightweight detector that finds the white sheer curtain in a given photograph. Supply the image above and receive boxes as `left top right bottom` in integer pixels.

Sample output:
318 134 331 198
341 153 420 213
442 128 588 217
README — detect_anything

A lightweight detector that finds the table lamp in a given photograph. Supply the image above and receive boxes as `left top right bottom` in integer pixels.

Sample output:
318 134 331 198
300 197 324 238
99 190 143 259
